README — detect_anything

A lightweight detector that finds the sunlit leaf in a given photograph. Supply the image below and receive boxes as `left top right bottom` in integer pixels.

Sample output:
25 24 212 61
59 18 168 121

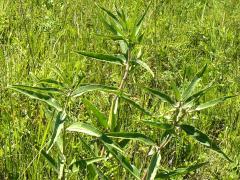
101 135 141 179
72 84 118 98
135 60 154 77
156 162 208 178
47 111 66 152
9 85 62 111
37 79 64 88
108 98 118 131
35 146 58 173
67 122 102 137
143 120 173 130
76 51 125 65
195 95 236 111
120 95 151 115
82 98 108 128
180 124 232 162
146 151 161 180
143 87 175 106
182 64 207 100
106 132 155 145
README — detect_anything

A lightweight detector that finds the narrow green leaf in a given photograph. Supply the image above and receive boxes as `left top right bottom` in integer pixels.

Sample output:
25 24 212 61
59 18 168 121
131 1 152 38
195 95 236 111
101 135 140 179
120 95 151 115
96 34 125 41
108 98 118 131
97 4 126 31
72 84 118 98
184 83 213 104
106 132 155 145
76 51 124 65
156 162 208 178
82 98 108 128
146 151 161 180
182 64 207 100
67 122 102 137
180 124 232 162
9 85 62 111
143 120 173 130
35 146 58 173
143 87 175 106
135 60 154 77
69 157 106 170
37 79 64 87
47 111 66 152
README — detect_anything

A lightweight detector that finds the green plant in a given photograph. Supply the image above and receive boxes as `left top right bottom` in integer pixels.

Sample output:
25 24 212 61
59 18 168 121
142 64 236 179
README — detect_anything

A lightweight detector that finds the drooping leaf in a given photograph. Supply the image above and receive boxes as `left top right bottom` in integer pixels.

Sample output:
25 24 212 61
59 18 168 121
67 122 102 137
76 51 125 65
47 111 66 152
82 98 108 128
180 124 232 162
72 84 118 98
135 60 154 77
195 95 236 111
146 151 161 180
9 85 62 111
106 132 155 145
143 87 175 106
143 120 173 130
182 64 207 100
156 162 208 178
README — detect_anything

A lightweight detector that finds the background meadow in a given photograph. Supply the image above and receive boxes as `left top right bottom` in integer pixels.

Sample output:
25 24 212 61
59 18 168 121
0 0 240 179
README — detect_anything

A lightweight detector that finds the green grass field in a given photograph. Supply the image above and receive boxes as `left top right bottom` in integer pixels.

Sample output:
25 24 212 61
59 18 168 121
0 0 240 179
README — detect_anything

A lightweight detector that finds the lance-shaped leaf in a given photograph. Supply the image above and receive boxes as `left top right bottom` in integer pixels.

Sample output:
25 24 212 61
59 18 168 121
143 120 173 130
131 1 152 39
156 162 208 178
9 85 62 111
101 134 141 179
69 157 106 171
182 64 207 100
67 122 122 152
183 83 213 105
106 132 155 145
135 60 154 77
143 87 175 106
67 122 102 137
108 97 118 131
120 95 151 115
72 84 118 98
35 146 58 173
82 98 108 128
37 79 64 88
180 124 232 162
195 95 236 111
76 51 125 65
97 4 126 30
67 124 139 178
146 151 161 180
47 111 66 152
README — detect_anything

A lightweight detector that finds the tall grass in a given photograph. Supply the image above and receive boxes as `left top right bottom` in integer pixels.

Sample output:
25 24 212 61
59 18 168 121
0 0 240 179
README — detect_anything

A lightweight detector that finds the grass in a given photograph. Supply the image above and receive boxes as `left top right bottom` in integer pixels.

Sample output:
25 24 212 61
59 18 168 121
0 0 240 179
